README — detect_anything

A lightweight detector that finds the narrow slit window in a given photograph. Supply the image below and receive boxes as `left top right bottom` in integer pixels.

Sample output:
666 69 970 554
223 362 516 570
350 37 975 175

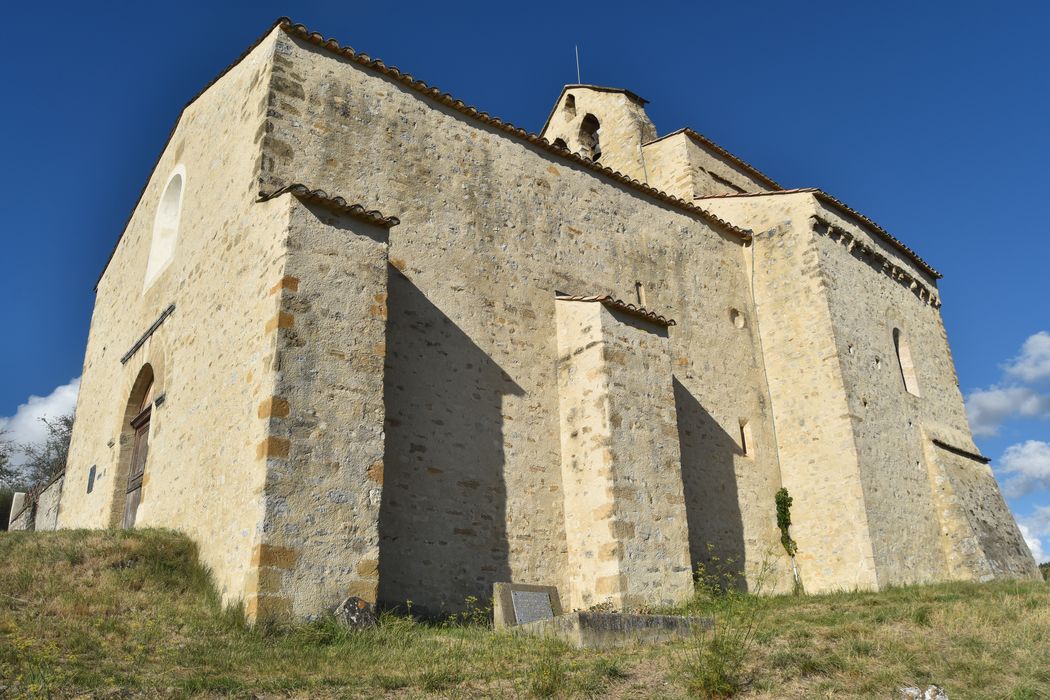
893 328 921 396
635 282 647 307
739 419 753 456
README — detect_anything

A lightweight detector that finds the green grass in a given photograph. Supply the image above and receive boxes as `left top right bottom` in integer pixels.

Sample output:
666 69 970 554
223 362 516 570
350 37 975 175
1 529 1048 698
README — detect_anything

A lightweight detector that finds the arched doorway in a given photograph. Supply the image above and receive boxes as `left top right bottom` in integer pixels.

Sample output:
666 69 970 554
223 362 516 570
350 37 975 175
119 367 154 528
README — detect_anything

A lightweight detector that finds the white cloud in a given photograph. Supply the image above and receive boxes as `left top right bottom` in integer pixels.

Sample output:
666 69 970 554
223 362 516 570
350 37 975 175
0 377 80 466
965 386 1050 437
1022 505 1050 538
1004 331 1050 384
1018 523 1046 564
998 440 1050 498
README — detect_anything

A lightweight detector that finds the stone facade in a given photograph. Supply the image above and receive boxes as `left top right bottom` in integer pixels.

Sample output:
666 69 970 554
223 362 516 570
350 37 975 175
56 19 1038 621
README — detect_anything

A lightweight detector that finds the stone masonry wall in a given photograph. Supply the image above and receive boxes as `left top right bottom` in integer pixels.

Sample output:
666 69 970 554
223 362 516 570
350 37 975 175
59 30 288 609
926 442 1038 580
258 30 792 608
540 87 657 183
811 202 954 586
34 475 64 531
810 199 1038 584
703 191 1037 588
554 301 693 609
555 300 623 609
248 197 391 619
591 305 693 607
643 133 774 200
701 193 880 593
6 475 64 532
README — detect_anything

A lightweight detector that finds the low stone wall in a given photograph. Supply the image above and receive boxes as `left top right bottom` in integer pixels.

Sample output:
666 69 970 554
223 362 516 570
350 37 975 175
7 473 64 532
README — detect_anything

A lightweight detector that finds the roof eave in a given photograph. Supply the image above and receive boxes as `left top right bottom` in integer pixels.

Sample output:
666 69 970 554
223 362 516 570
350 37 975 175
257 184 401 228
695 188 942 280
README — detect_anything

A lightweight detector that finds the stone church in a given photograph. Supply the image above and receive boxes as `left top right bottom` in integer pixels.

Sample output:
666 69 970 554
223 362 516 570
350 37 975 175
47 18 1037 620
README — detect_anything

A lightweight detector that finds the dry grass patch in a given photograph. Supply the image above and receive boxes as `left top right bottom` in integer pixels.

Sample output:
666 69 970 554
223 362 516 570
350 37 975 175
1 529 1047 699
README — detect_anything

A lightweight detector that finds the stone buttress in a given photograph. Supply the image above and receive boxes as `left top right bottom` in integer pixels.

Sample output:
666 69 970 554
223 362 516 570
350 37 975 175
248 191 397 620
555 297 693 610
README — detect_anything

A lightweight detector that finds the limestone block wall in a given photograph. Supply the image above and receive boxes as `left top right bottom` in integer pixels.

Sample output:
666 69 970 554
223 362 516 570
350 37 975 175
703 191 1037 588
555 300 622 608
7 493 27 530
643 131 776 199
540 86 657 182
34 475 64 531
925 441 1038 580
59 29 288 608
701 193 880 593
809 199 1038 584
555 300 692 610
258 29 791 608
641 135 695 200
5 475 64 532
7 495 32 533
810 203 953 586
248 197 392 619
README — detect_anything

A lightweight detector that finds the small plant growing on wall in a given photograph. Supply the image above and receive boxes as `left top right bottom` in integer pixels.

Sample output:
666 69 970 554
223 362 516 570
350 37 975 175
776 487 804 595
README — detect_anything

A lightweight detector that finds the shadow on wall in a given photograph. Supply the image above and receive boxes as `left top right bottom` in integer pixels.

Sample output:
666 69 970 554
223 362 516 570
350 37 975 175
378 267 524 615
673 377 748 590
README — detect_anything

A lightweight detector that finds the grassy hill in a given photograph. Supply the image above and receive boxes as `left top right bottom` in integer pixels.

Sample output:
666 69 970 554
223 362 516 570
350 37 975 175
1 529 1048 698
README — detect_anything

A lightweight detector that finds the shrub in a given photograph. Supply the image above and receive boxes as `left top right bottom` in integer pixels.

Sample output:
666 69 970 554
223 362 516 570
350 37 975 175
527 646 567 698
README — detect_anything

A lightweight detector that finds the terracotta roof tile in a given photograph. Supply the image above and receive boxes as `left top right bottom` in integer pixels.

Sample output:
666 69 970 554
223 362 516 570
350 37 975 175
258 184 401 228
96 17 753 290
695 188 942 279
556 294 676 327
278 20 752 244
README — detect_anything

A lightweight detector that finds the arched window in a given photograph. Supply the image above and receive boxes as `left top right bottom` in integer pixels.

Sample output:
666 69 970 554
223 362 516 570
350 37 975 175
552 138 568 151
563 94 576 118
143 166 185 290
739 419 753 457
579 114 602 162
893 328 921 396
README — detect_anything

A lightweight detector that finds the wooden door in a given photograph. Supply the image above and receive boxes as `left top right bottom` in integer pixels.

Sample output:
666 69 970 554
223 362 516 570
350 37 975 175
122 403 151 529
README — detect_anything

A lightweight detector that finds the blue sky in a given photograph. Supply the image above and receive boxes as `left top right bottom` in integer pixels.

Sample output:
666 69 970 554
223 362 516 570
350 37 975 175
1 1 1047 558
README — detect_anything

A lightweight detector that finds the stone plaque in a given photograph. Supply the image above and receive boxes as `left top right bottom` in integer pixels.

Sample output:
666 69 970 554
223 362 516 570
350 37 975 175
511 590 554 625
493 582 562 629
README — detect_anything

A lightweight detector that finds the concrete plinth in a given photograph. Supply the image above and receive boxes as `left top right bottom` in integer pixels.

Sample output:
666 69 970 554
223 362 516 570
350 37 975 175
512 611 710 649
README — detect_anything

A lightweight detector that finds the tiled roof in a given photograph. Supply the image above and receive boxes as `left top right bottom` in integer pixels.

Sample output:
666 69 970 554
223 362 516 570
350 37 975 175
278 20 753 243
645 128 783 191
565 84 649 105
556 294 677 327
96 17 753 290
258 185 401 228
695 188 941 280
